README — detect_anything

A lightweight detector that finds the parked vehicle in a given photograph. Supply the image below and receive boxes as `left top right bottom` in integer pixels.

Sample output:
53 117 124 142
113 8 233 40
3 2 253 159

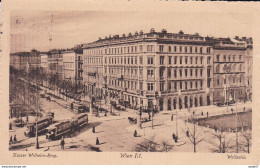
24 116 53 137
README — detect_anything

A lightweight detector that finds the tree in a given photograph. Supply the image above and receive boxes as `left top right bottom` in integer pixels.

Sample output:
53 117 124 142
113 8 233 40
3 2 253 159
135 137 173 152
207 130 234 153
185 117 206 153
239 130 251 153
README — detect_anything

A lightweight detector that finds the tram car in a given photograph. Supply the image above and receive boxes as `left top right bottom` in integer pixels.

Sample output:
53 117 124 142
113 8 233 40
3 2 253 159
24 116 53 137
46 113 88 140
71 113 88 131
45 120 72 141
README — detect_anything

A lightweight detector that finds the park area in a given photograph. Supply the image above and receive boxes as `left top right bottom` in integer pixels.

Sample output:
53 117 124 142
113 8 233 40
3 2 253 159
197 110 252 132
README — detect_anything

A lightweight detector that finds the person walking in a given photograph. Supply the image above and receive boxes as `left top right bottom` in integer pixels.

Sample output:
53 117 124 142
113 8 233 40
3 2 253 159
9 123 12 130
134 130 137 137
186 130 189 137
92 126 95 133
171 114 173 121
9 136 13 144
60 137 65 150
14 135 17 142
96 137 100 145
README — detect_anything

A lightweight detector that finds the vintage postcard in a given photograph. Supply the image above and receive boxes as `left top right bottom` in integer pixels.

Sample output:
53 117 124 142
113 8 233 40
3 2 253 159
1 0 260 165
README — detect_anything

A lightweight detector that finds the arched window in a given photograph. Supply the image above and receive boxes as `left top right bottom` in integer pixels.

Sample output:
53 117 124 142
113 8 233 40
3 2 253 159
179 98 182 110
173 98 176 109
200 97 203 106
232 64 236 72
223 64 227 72
184 96 188 108
190 97 193 108
195 97 198 107
168 98 171 110
216 64 220 73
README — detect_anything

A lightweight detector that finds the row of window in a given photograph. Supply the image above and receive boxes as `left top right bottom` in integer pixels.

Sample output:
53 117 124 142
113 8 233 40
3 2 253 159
63 63 75 69
159 45 211 54
159 80 204 91
84 55 212 66
108 79 142 91
215 63 243 73
84 57 103 64
106 56 142 65
159 68 204 78
216 54 243 62
160 56 211 65
84 45 211 56
215 75 243 85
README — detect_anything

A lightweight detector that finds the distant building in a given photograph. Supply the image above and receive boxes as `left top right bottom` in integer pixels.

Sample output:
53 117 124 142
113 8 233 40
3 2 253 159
47 50 63 79
10 49 41 71
63 50 76 81
40 52 48 73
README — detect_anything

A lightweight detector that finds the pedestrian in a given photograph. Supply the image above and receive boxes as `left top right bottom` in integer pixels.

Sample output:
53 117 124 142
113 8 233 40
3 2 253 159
148 113 151 121
201 112 203 116
96 137 100 145
14 135 17 142
175 136 178 143
171 114 173 121
9 136 12 144
172 133 176 140
207 112 209 118
186 130 189 137
92 126 95 133
60 137 65 150
193 111 195 116
134 130 137 137
26 116 29 122
9 123 12 130
231 108 233 114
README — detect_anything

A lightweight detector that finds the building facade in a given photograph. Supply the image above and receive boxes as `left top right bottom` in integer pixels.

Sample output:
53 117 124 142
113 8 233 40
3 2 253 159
211 38 247 104
47 50 63 79
40 52 48 73
10 50 41 71
243 38 253 100
82 29 214 111
63 51 76 81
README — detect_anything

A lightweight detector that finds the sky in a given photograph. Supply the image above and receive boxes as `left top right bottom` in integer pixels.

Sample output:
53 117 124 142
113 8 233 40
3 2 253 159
10 10 253 53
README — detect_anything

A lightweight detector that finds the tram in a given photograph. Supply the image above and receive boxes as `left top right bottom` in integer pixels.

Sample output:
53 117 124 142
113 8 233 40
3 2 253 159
24 116 53 137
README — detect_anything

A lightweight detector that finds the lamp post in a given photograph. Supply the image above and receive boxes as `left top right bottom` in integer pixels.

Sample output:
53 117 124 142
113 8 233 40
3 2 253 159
153 91 159 129
35 70 39 149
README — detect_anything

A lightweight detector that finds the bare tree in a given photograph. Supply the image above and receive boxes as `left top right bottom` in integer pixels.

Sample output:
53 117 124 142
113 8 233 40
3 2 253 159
135 137 160 152
239 130 252 153
185 118 206 153
135 137 173 152
207 130 234 153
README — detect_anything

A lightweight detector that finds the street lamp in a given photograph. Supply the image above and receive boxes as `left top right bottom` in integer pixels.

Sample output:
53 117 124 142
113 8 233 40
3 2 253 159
176 89 182 139
153 91 159 129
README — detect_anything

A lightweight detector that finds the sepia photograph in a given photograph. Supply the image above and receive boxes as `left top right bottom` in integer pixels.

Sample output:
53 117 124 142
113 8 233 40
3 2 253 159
1 0 260 165
8 10 253 153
